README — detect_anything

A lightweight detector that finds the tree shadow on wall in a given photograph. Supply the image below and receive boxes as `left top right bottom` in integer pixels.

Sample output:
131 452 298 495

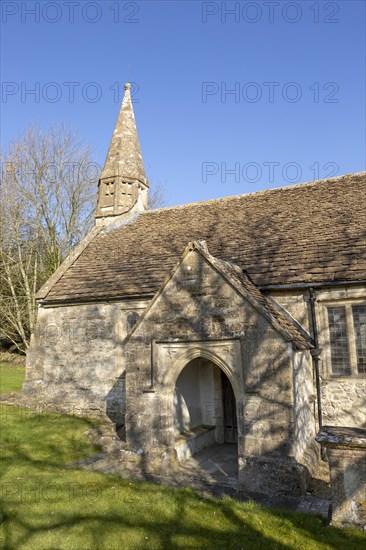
105 371 126 440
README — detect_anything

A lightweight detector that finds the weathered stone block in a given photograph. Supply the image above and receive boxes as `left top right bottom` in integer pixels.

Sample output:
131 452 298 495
316 426 366 529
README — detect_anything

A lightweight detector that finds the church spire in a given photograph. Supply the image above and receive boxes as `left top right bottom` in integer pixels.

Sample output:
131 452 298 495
95 83 149 224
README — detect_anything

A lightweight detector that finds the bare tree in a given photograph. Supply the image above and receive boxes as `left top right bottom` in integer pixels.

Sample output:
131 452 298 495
148 181 168 209
0 124 98 352
0 124 168 352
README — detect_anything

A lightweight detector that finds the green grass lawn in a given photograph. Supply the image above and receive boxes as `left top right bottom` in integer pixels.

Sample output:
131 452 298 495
1 366 365 549
0 363 25 393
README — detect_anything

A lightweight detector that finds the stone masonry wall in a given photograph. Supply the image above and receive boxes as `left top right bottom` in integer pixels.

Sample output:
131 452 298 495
292 350 319 475
267 290 318 471
271 287 366 429
316 286 366 428
124 249 311 493
321 380 366 427
271 290 311 334
24 300 148 422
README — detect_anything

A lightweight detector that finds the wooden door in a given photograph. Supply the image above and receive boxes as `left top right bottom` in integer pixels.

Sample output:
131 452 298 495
221 371 238 443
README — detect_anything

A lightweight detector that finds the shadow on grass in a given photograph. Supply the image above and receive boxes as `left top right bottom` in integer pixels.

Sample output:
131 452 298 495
1 404 365 550
1 477 365 550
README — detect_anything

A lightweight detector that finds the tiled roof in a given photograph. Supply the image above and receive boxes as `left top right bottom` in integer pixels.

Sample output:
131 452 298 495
42 172 366 303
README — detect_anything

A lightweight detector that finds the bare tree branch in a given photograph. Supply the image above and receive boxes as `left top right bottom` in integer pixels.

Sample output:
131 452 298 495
0 124 98 352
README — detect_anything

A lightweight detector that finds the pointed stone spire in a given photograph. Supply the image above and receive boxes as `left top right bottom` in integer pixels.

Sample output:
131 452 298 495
95 83 149 224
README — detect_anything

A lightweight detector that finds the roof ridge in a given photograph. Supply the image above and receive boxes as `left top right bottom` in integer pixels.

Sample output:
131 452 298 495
145 171 365 215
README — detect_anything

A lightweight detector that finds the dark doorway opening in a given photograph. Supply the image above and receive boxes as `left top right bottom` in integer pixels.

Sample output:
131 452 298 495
222 370 238 443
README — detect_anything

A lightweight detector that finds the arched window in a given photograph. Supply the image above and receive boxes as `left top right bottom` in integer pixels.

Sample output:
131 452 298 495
126 311 139 333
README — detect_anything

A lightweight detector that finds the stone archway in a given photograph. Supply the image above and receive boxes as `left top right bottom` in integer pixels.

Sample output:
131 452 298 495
161 346 241 478
173 357 238 463
131 340 244 479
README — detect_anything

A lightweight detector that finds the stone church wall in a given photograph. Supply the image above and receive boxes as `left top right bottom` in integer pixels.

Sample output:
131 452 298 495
320 379 366 427
270 286 366 429
271 290 311 334
124 249 312 494
24 300 148 422
316 286 366 428
292 350 319 474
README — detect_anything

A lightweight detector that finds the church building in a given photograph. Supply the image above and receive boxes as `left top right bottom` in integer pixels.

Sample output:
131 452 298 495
24 83 366 497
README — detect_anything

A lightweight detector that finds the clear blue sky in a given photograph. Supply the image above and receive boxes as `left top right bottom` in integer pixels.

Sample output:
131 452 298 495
1 0 365 206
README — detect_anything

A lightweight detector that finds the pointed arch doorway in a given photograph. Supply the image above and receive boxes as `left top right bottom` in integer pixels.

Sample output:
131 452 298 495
173 356 238 476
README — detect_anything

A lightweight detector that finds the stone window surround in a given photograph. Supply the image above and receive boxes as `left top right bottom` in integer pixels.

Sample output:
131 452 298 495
119 301 148 339
115 300 149 370
126 311 140 334
316 291 366 379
